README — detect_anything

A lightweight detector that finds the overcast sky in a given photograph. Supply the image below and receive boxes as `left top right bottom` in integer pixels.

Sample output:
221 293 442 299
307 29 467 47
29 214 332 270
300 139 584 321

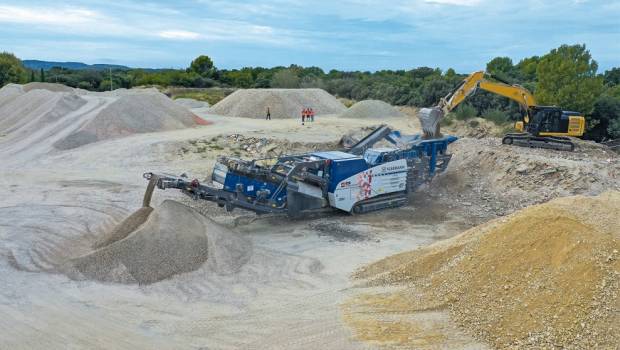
0 0 618 72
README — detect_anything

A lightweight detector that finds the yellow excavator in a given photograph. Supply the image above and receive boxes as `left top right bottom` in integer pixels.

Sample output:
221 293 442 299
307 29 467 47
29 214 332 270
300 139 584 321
418 71 586 151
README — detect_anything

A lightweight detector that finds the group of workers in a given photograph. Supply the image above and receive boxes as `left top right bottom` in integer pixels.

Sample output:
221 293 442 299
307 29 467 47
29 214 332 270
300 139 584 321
301 107 315 125
265 107 316 125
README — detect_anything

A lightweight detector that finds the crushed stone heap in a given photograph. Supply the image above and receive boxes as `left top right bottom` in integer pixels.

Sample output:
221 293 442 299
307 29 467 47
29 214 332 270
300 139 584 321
347 191 620 349
208 88 346 118
0 83 208 152
63 200 251 285
339 100 404 119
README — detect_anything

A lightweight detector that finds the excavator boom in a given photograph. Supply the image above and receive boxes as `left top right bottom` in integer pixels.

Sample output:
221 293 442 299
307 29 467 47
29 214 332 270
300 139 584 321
417 70 583 151
418 71 539 139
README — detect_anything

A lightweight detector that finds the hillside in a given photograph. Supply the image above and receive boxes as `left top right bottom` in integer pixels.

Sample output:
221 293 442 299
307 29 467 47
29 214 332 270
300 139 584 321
23 60 130 71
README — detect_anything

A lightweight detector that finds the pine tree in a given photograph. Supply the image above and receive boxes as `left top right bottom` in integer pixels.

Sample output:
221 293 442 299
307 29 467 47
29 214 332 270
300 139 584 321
30 70 35 82
40 68 45 82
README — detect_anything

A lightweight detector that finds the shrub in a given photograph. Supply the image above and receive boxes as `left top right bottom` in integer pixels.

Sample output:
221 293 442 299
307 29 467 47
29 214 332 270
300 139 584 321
608 118 620 139
469 119 480 128
77 81 93 90
483 108 509 124
455 103 477 120
441 113 456 127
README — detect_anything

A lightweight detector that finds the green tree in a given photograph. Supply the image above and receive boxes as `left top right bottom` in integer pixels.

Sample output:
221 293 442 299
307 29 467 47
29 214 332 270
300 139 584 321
536 44 604 114
516 56 540 81
254 71 272 88
270 69 300 88
30 70 35 82
40 68 45 82
0 52 26 87
589 95 620 139
221 69 254 88
486 57 515 82
609 117 620 138
604 67 620 87
189 55 216 78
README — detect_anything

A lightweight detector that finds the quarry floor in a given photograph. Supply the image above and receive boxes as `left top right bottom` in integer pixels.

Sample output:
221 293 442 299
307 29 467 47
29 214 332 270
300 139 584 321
0 113 488 349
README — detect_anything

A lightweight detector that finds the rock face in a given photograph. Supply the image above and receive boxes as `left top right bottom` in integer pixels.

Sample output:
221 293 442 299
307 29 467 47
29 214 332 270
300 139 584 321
208 88 346 118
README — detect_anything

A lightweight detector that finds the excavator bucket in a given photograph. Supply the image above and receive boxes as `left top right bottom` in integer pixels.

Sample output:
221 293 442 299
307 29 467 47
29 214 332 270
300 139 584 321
417 107 444 139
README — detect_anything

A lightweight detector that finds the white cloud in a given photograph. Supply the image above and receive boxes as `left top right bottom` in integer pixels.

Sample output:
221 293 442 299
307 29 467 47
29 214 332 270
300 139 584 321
0 5 102 25
158 30 201 40
0 4 294 46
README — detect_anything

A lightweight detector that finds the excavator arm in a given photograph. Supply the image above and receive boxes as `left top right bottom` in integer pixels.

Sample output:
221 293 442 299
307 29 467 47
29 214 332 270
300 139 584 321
418 71 536 138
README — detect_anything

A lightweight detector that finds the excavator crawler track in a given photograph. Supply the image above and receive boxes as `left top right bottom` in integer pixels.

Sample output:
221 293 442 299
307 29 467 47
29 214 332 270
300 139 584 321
502 133 575 152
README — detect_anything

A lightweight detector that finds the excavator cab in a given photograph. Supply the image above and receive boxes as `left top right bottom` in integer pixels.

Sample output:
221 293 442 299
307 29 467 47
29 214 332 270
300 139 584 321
504 106 585 152
526 106 585 137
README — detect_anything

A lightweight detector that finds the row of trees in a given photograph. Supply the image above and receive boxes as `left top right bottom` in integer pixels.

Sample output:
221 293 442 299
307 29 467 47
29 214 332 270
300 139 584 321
1 45 619 140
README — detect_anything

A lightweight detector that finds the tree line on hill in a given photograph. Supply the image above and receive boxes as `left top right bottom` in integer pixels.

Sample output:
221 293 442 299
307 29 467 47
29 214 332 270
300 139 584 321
1 44 619 141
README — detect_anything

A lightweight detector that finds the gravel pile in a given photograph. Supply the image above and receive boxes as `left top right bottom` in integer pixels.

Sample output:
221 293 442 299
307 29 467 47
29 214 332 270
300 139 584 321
0 83 24 105
209 88 346 119
0 83 207 151
64 200 251 284
22 82 75 93
339 100 404 119
0 88 85 137
350 191 620 349
432 137 620 219
55 91 199 149
178 133 339 161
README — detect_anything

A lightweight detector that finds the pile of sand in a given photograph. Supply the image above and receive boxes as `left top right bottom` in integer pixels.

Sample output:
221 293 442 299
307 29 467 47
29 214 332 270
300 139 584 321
0 88 87 138
0 83 24 105
64 200 251 284
55 92 201 149
209 88 346 118
22 82 75 93
0 83 208 152
339 100 404 119
347 192 620 349
175 98 210 109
